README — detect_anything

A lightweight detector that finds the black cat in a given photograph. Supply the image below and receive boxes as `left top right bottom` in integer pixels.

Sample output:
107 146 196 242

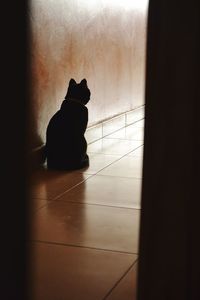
45 78 91 170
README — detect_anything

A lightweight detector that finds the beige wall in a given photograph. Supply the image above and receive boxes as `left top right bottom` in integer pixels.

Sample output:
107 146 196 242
29 0 148 148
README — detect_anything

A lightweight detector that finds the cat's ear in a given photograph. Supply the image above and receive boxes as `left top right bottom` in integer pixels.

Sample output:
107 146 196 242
80 79 87 86
69 78 77 86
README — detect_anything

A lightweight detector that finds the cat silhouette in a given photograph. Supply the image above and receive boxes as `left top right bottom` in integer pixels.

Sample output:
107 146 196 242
45 78 91 170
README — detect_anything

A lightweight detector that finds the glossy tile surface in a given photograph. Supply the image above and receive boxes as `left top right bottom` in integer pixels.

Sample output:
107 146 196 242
105 124 144 141
85 123 102 144
29 119 144 299
30 202 140 253
128 146 144 157
77 153 120 175
98 156 143 178
133 119 145 128
29 198 48 212
30 167 90 200
106 261 138 300
87 138 142 155
126 107 144 125
28 242 137 300
102 114 125 136
57 175 141 209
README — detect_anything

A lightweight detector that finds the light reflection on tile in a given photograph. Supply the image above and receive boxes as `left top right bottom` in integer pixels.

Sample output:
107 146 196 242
29 198 48 212
85 123 102 144
102 114 125 136
57 175 141 209
28 242 137 300
106 261 138 300
126 107 144 125
128 146 144 157
30 202 140 253
30 168 90 200
87 138 142 155
98 156 143 178
29 116 144 300
76 153 121 175
105 125 144 141
133 119 145 128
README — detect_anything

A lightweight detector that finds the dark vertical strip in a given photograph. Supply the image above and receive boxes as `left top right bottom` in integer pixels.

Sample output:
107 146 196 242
137 0 200 299
1 1 29 299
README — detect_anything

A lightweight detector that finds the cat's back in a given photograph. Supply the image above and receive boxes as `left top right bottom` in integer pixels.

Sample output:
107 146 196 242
47 100 88 139
60 100 88 129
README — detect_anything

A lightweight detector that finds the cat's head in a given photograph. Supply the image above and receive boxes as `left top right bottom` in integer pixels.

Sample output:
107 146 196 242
65 78 91 105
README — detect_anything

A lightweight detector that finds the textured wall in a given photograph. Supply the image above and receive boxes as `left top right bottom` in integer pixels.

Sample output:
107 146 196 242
29 0 148 148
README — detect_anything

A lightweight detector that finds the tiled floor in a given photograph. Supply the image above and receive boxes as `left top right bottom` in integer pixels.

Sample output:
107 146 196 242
28 119 144 300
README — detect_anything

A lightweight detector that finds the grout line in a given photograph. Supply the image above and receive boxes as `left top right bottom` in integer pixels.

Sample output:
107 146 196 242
28 239 138 255
31 174 97 205
30 144 143 208
104 137 144 141
102 259 138 300
87 144 144 174
80 156 127 175
51 174 97 200
31 203 48 213
125 111 127 125
52 145 143 201
95 174 142 180
87 143 144 159
51 198 141 211
52 173 99 201
30 174 96 204
87 117 144 144
30 109 144 154
82 174 143 180
38 145 144 203
35 198 141 212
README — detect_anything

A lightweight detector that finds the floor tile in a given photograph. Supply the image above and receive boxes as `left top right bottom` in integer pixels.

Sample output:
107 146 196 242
128 146 144 157
57 175 141 209
105 125 144 141
133 120 145 128
98 156 143 179
102 114 125 136
30 167 90 200
126 108 144 125
76 153 121 175
29 198 48 212
87 139 142 155
28 242 137 300
85 123 102 144
30 202 140 253
106 261 138 300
